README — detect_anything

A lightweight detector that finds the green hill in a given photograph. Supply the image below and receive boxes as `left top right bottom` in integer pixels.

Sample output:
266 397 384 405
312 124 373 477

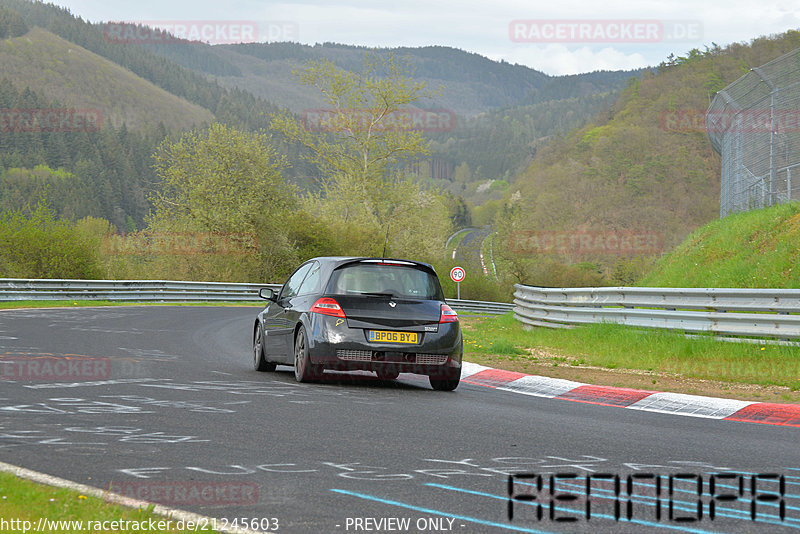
495 30 800 286
9 0 794 258
134 38 637 210
0 0 285 228
0 0 638 214
640 201 800 288
179 41 637 202
425 91 620 189
161 42 636 117
2 0 280 131
0 26 213 129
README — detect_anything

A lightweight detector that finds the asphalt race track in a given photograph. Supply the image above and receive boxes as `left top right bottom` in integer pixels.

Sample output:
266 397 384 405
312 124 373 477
1 306 798 533
452 230 487 266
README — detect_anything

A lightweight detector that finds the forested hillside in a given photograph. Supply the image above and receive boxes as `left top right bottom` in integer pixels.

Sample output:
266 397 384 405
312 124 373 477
0 0 636 233
143 38 638 205
7 0 797 293
496 30 800 287
0 78 164 229
1 0 282 131
161 41 632 117
0 27 213 129
0 0 289 228
425 91 619 208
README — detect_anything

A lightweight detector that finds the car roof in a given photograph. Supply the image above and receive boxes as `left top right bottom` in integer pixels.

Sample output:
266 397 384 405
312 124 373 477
308 256 435 271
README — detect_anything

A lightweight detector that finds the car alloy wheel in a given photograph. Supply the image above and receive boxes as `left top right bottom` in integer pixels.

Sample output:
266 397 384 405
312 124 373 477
294 326 320 382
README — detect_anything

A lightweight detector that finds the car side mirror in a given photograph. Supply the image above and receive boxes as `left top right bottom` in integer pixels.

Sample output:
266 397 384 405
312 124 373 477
259 288 276 301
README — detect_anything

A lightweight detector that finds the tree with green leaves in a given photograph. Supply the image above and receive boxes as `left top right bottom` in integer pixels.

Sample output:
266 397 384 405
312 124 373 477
148 123 299 280
270 54 452 260
0 201 104 279
150 123 292 232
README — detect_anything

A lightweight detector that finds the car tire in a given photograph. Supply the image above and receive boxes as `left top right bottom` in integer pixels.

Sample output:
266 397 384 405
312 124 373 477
376 367 400 381
253 325 276 372
429 369 460 391
294 325 321 382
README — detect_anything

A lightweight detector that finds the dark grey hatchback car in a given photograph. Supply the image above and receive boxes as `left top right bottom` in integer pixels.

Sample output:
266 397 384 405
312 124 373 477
253 257 462 390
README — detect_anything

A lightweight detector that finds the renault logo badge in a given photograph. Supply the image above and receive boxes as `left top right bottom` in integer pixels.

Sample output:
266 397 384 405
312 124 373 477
389 301 396 307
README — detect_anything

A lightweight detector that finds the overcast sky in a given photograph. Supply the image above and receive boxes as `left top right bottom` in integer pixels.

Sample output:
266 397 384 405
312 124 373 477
58 0 800 75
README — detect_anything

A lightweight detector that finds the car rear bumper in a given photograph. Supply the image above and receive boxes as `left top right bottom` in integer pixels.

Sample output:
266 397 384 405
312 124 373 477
305 314 462 378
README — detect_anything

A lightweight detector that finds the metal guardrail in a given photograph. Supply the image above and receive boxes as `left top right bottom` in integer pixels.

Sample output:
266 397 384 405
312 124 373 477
446 299 514 315
514 284 800 339
0 279 514 315
0 279 281 303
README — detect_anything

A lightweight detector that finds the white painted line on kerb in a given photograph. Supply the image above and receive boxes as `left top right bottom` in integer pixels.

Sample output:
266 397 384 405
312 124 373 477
0 461 260 534
460 361 782 424
500 375 585 398
627 392 755 419
460 361 493 379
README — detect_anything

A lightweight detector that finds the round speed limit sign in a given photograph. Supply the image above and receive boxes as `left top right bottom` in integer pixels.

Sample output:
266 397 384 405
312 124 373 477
450 266 465 283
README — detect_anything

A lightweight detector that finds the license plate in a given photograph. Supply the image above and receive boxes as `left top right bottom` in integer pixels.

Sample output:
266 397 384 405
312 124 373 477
368 330 419 344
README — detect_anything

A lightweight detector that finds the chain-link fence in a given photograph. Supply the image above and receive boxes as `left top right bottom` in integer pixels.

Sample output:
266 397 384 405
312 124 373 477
707 48 800 217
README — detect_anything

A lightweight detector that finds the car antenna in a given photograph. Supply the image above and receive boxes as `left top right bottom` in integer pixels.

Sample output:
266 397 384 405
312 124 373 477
382 222 390 260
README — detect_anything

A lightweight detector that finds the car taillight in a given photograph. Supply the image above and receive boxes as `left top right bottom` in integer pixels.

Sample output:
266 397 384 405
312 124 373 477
440 303 458 323
311 297 346 318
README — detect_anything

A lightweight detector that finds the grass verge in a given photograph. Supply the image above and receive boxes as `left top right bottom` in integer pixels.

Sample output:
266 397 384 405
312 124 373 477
640 201 800 287
0 471 218 533
461 312 800 403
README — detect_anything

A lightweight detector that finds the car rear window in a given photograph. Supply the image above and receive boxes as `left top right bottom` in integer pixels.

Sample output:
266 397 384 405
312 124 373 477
327 262 443 300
